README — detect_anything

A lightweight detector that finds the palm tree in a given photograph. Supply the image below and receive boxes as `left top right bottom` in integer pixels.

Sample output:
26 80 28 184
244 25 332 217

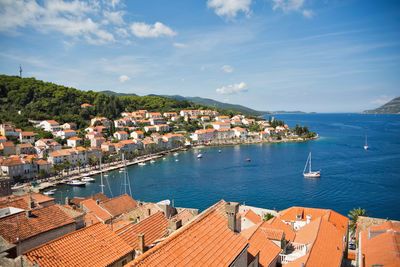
348 207 368 236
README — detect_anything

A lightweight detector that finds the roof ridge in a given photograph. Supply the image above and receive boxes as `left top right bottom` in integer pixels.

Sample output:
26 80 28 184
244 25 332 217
23 222 103 255
116 211 163 235
130 199 226 264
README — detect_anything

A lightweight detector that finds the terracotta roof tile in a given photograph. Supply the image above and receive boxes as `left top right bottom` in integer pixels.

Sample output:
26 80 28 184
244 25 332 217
81 199 112 222
171 209 196 226
243 209 262 224
266 217 296 241
0 205 75 244
116 211 168 250
24 222 133 267
100 194 137 217
125 200 248 267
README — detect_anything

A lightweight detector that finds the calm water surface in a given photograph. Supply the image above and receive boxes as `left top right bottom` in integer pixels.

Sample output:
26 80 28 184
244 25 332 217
55 114 400 220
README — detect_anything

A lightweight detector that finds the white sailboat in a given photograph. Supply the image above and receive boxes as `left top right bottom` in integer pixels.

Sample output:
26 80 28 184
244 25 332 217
303 152 321 178
364 136 368 150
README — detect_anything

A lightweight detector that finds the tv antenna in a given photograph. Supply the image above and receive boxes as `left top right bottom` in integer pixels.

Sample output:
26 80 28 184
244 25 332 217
19 65 22 78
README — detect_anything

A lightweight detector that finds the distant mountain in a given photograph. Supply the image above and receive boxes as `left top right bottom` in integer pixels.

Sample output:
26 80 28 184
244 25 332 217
363 96 400 114
148 94 270 116
100 90 137 97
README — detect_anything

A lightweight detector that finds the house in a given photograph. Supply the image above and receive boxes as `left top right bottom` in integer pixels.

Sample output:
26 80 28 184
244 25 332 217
38 120 61 133
259 131 269 139
36 159 51 174
211 121 231 130
144 126 157 132
146 112 162 119
67 136 83 147
163 112 178 119
118 140 138 153
191 129 215 142
149 117 166 125
242 118 255 125
0 204 76 256
80 103 93 108
358 220 400 267
16 143 36 155
101 142 116 153
0 136 7 144
114 131 128 141
162 133 184 148
24 222 134 267
61 122 77 130
215 116 230 122
56 129 77 139
90 117 110 128
19 131 35 144
0 157 25 180
91 137 106 147
233 127 248 139
85 131 102 139
0 142 15 156
0 124 17 137
130 131 144 139
48 148 87 166
215 129 235 140
201 116 210 122
125 201 248 267
154 124 169 132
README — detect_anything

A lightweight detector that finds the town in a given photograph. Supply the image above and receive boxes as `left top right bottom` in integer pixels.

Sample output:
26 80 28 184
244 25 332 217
0 105 314 191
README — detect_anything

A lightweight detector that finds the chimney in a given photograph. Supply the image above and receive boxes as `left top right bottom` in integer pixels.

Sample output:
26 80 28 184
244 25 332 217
168 218 182 232
29 197 35 209
147 208 151 216
26 210 32 218
137 234 145 254
290 220 295 231
306 215 312 224
225 202 239 233
65 196 70 205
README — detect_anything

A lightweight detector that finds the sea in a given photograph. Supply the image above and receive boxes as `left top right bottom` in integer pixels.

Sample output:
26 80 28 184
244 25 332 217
54 113 400 220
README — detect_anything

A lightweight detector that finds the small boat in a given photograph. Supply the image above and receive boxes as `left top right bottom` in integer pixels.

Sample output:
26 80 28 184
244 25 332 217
246 158 251 162
138 162 146 166
197 154 203 158
43 191 55 196
104 174 109 177
173 152 179 156
67 180 86 186
364 136 368 150
303 152 321 178
81 177 95 183
175 159 179 162
163 157 166 160
157 199 171 205
218 150 221 153
119 169 125 173
150 159 156 163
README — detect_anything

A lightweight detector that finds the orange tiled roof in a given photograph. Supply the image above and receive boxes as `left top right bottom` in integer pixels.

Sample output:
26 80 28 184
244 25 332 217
171 209 196 226
245 222 282 267
266 217 296 241
360 220 400 267
125 200 248 267
243 209 262 224
20 131 35 136
24 222 134 267
81 199 112 222
100 194 137 217
0 205 75 244
116 211 168 250
0 198 28 210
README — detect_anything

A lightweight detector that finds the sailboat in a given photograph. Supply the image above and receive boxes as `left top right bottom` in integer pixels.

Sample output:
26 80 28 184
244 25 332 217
364 136 368 150
303 152 321 178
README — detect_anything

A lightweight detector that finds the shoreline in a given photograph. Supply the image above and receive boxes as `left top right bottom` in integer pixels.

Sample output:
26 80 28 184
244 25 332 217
12 136 319 195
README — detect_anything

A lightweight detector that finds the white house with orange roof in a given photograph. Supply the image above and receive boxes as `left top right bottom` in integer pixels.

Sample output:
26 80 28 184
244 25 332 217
67 137 83 147
163 112 178 119
215 116 230 122
62 122 77 130
0 123 18 137
56 129 77 139
154 124 169 132
211 121 231 130
233 127 248 139
85 131 102 140
113 131 128 141
144 126 157 132
215 128 235 139
90 137 106 148
101 142 116 153
149 117 166 125
39 120 61 133
191 129 216 142
242 118 255 125
19 131 35 144
130 131 144 139
90 117 110 128
265 127 275 135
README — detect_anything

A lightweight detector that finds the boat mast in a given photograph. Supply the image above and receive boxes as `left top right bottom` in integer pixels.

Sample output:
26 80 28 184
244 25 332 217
303 153 310 175
100 157 104 194
309 152 312 173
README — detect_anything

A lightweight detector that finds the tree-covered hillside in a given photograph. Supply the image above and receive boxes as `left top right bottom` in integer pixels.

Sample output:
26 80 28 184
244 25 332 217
0 75 222 129
363 96 400 114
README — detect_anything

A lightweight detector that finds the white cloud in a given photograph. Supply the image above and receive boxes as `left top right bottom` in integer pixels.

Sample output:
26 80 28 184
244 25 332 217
302 9 313 18
130 22 177 38
371 95 392 105
119 74 130 83
173 42 187 48
216 82 248 95
207 0 252 18
103 10 125 25
116 27 129 37
0 0 117 44
271 0 313 18
221 64 234 73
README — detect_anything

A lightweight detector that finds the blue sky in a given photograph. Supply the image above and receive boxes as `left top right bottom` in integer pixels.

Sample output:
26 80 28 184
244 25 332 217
0 0 399 112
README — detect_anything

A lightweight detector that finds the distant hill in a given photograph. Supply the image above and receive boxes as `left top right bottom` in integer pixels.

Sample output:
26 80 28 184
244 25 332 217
363 96 400 114
100 90 137 97
148 94 270 116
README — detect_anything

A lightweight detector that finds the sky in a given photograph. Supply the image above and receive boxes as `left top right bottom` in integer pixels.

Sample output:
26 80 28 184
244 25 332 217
0 0 399 112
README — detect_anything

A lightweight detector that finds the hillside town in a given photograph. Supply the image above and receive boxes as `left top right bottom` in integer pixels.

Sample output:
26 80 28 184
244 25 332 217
0 105 312 190
0 190 398 266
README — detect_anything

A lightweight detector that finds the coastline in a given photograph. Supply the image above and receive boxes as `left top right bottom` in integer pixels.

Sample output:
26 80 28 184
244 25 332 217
12 136 319 195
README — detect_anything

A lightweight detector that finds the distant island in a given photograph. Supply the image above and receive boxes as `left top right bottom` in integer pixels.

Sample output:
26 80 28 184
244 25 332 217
363 96 400 114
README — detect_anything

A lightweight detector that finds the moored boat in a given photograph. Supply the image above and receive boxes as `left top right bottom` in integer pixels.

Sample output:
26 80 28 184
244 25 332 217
138 162 146 166
67 180 86 186
81 177 95 183
197 154 203 158
303 152 321 178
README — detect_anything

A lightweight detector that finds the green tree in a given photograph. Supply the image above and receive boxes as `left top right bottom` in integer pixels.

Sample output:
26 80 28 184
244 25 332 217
348 207 369 236
264 213 275 221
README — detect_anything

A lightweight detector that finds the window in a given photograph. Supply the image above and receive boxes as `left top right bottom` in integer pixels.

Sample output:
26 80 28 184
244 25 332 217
121 259 127 265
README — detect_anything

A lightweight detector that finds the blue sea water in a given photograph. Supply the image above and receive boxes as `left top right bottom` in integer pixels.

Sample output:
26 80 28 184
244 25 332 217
55 114 400 220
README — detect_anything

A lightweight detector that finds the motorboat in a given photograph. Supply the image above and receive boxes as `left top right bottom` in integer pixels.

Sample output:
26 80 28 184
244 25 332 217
81 177 95 183
150 159 156 163
173 152 179 156
175 159 179 162
43 190 55 196
138 162 146 166
67 180 86 186
218 150 222 153
303 152 321 178
246 158 251 162
364 136 368 150
197 154 203 158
